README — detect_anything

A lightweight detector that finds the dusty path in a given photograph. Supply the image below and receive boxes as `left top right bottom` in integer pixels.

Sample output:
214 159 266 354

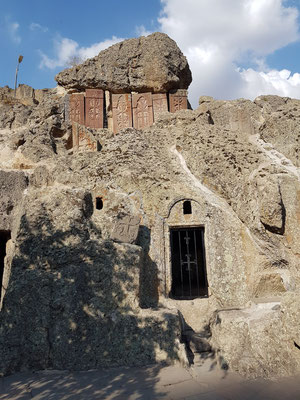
1 358 300 399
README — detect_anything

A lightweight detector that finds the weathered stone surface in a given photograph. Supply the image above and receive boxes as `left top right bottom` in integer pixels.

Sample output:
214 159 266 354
132 93 153 129
111 215 140 244
0 187 181 375
199 95 214 104
211 294 300 378
15 84 36 106
85 89 104 129
257 175 284 233
152 93 168 121
55 33 192 93
69 93 85 125
112 93 132 133
0 81 300 380
0 170 28 231
169 89 188 112
72 123 99 152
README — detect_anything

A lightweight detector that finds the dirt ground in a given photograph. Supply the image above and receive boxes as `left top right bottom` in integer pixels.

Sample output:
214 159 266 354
1 357 300 399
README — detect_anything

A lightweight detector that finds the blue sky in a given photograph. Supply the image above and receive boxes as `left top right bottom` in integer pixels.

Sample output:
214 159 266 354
1 0 300 108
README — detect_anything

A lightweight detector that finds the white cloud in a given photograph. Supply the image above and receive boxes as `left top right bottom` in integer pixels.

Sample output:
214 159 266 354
77 37 124 59
5 17 21 44
158 0 300 106
240 68 300 98
29 22 48 33
39 36 124 69
135 25 153 37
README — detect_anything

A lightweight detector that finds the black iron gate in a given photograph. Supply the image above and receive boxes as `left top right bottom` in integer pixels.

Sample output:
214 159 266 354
170 227 208 299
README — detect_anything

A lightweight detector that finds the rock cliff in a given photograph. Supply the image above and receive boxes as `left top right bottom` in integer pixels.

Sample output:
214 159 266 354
0 34 299 379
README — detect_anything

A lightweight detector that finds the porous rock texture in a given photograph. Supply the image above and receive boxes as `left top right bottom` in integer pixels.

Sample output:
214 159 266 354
0 50 300 379
55 32 192 92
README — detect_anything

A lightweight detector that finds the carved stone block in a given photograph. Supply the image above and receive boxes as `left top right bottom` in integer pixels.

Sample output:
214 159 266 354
85 89 104 129
132 93 154 130
112 94 133 134
69 93 85 125
111 215 140 244
72 123 98 152
152 93 168 121
169 89 188 113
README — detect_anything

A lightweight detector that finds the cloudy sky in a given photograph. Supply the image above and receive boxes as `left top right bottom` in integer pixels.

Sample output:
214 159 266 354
1 0 300 108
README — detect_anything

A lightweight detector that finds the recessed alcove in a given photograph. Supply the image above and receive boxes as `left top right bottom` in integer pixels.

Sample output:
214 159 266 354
95 197 103 210
183 200 192 215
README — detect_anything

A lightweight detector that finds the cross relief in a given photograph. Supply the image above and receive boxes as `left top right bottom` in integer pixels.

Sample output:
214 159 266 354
69 89 188 135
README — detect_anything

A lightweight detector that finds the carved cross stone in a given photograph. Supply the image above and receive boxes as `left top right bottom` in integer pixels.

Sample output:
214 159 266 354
152 93 168 121
111 215 140 244
112 94 133 134
132 93 153 130
72 123 98 152
85 89 104 129
169 89 188 113
69 93 85 125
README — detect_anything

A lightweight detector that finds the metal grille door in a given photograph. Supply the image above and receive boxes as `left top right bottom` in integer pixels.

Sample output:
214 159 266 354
170 227 208 299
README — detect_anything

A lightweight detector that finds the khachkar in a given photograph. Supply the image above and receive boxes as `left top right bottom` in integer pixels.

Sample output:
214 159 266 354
68 89 104 128
69 93 85 125
112 94 133 133
68 88 188 135
169 89 188 113
152 93 168 121
85 89 104 129
111 90 188 133
132 93 153 130
72 123 99 152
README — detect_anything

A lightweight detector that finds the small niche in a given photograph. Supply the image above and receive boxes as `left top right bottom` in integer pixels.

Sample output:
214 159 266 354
95 197 103 210
183 200 192 215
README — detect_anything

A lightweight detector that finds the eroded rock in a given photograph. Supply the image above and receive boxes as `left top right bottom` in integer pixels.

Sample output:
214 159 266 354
55 33 192 93
0 34 299 379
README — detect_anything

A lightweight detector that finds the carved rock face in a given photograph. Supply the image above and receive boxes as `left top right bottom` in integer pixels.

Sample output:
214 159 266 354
55 32 192 93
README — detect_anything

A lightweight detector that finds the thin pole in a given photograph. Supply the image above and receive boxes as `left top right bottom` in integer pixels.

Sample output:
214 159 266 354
14 64 19 97
14 55 23 98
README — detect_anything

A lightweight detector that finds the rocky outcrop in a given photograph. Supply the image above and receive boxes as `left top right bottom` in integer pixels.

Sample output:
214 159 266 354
0 186 182 375
0 171 28 231
211 294 300 378
55 33 192 93
0 89 299 377
0 34 299 379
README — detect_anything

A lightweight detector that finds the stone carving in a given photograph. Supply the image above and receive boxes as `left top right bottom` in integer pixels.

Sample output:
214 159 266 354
112 94 133 134
72 123 98 152
69 93 85 125
111 215 140 244
85 89 104 129
152 93 168 121
132 93 153 130
169 89 188 113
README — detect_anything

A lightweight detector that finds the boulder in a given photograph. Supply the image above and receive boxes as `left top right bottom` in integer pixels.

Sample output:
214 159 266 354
211 295 300 378
55 32 192 93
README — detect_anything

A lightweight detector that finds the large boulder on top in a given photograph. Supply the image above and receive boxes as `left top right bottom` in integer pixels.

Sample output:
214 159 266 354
55 32 192 93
